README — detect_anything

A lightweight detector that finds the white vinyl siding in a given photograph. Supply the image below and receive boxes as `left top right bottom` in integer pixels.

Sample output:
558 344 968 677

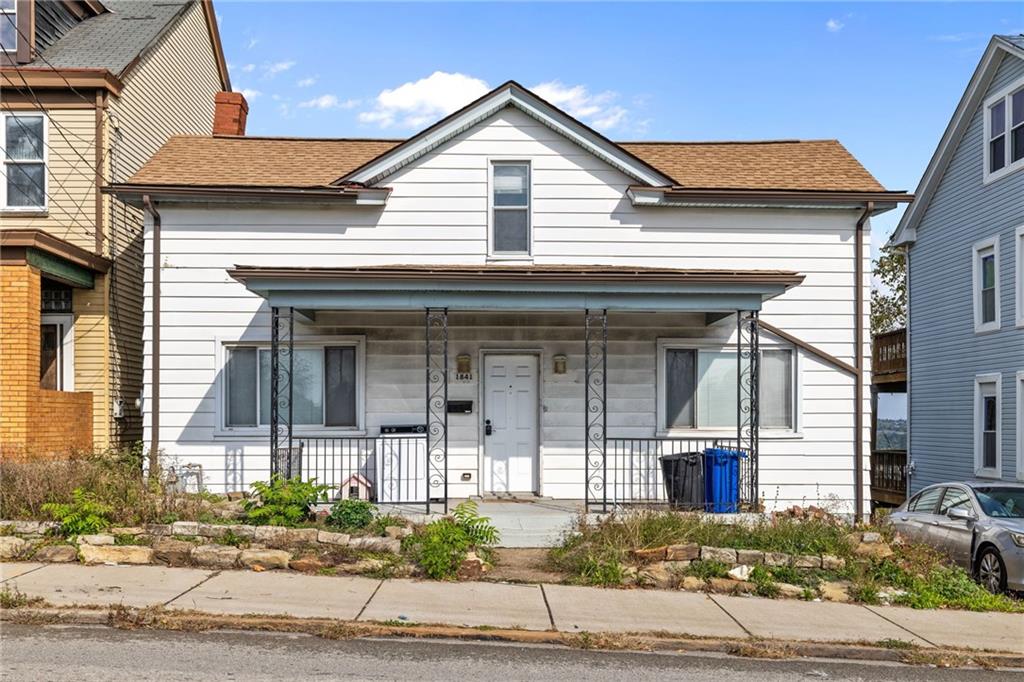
143 107 870 509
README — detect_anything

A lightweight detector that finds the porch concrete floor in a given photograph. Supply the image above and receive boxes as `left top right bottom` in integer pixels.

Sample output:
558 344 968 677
379 498 585 548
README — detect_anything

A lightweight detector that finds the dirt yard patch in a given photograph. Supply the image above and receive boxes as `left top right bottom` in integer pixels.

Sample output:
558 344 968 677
485 548 567 584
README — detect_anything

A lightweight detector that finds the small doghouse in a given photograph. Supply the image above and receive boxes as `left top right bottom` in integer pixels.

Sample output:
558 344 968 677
338 473 374 501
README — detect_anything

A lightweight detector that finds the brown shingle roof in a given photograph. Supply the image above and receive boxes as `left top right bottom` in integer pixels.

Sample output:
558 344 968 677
127 135 885 193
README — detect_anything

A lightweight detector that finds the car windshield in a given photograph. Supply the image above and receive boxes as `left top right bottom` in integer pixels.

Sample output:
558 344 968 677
974 487 1024 518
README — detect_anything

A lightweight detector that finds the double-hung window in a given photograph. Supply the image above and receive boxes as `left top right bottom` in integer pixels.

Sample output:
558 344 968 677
984 77 1024 181
223 341 363 432
2 113 46 209
0 0 15 53
491 161 530 256
972 236 1000 333
659 343 796 433
975 374 1001 478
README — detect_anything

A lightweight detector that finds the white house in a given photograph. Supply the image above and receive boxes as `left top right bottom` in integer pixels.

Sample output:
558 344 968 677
112 82 911 516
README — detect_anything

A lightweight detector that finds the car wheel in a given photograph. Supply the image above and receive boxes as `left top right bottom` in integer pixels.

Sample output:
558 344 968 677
977 547 1007 594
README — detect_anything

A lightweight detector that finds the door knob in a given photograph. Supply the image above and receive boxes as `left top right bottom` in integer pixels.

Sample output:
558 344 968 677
484 419 492 436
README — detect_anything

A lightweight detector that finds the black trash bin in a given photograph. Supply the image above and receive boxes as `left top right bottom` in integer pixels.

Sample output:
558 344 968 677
659 452 704 510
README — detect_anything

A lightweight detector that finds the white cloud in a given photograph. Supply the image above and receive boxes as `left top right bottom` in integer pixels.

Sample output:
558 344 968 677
299 94 360 110
246 37 259 50
297 76 317 88
825 18 844 32
358 71 490 129
239 88 262 100
263 60 296 78
241 63 256 73
929 33 973 42
531 80 634 132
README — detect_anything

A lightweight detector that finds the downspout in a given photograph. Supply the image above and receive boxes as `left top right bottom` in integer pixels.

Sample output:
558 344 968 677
143 195 161 482
854 201 874 521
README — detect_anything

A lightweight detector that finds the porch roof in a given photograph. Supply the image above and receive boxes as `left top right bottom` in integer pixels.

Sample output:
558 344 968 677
227 264 803 312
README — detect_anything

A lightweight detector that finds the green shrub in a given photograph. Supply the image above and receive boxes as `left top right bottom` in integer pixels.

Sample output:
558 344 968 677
214 529 248 548
327 498 375 531
684 559 729 580
243 475 328 526
41 489 113 536
749 565 780 598
577 556 626 586
404 500 500 580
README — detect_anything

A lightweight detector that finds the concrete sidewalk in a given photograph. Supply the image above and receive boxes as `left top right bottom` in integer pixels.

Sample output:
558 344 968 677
3 563 1022 654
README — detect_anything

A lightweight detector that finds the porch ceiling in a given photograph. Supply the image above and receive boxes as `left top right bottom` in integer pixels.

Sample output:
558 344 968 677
227 264 803 312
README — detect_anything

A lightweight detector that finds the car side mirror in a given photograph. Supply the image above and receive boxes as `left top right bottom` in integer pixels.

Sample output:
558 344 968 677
947 507 976 522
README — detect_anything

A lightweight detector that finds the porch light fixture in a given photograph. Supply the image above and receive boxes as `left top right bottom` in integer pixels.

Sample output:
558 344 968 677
456 353 472 378
553 354 567 375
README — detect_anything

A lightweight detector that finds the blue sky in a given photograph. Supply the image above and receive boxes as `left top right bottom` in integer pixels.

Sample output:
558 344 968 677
217 1 1024 253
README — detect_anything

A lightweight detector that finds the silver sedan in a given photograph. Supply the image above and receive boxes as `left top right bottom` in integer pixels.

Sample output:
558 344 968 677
886 481 1024 593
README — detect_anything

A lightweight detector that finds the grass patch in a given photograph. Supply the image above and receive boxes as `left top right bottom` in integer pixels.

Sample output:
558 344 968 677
0 586 44 609
684 560 729 581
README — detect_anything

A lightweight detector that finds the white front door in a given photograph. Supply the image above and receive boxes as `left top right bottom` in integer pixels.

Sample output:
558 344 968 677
483 354 539 494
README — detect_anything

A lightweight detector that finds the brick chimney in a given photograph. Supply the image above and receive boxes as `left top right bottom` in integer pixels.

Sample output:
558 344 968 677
213 91 248 136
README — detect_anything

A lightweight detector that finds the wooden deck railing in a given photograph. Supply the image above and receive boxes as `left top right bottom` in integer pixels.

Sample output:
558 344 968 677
872 328 906 379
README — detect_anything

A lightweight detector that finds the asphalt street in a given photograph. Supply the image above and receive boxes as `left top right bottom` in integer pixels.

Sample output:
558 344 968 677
0 623 1016 681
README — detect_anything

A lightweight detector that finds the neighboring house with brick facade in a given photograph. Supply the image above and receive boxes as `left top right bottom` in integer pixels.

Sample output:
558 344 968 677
0 0 229 456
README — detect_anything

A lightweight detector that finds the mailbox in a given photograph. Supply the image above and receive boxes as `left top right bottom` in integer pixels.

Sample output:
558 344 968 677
447 400 473 414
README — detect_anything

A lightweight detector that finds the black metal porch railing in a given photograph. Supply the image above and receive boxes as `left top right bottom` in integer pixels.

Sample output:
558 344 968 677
606 437 752 508
297 435 427 504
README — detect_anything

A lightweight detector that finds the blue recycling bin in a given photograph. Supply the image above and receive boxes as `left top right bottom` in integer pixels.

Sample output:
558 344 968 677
703 448 747 513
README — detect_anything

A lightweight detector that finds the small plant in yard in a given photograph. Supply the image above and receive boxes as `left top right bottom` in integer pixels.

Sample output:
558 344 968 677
41 488 113 536
369 513 409 536
683 559 730 581
243 475 328 526
213 529 248 548
0 586 43 609
403 500 500 580
326 498 375 531
749 565 780 598
577 556 626 586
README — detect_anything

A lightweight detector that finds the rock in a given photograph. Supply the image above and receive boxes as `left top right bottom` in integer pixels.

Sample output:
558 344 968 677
764 552 792 567
76 534 115 546
190 545 240 569
0 536 29 559
349 537 401 554
631 545 669 562
171 521 200 536
638 561 675 589
79 545 153 565
317 530 350 546
861 531 882 544
878 587 908 603
665 543 700 561
153 538 194 567
384 526 411 540
109 527 145 536
727 564 753 581
211 500 246 520
226 491 246 501
239 549 291 570
253 526 290 543
335 558 387 574
146 524 172 536
708 577 754 594
680 576 705 591
285 528 319 545
820 580 853 603
225 525 256 539
700 546 737 564
289 556 326 573
736 549 765 565
620 566 639 584
34 544 79 562
821 554 846 571
197 524 229 538
792 554 821 569
12 521 46 534
853 542 893 560
456 552 487 580
774 582 805 598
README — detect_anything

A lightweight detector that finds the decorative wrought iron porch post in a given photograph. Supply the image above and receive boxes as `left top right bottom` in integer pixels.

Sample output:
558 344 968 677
584 309 608 512
737 311 760 508
425 308 449 514
270 306 294 478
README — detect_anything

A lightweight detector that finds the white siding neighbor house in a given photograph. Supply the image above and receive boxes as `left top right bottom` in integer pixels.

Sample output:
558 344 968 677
112 82 911 517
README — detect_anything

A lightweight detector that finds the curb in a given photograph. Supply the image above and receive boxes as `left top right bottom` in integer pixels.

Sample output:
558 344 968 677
3 605 1022 670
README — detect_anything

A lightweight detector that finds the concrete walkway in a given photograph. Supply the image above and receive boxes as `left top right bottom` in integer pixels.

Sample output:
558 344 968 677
3 563 1022 653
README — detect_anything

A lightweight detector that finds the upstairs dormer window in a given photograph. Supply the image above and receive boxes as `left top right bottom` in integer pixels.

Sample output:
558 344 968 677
490 162 531 256
984 77 1024 182
0 0 15 53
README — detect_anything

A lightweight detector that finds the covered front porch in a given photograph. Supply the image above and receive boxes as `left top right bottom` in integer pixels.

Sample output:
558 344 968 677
227 265 804 513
